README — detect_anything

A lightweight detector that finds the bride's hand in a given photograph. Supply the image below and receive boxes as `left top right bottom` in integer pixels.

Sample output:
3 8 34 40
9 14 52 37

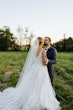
42 57 48 66
42 49 48 66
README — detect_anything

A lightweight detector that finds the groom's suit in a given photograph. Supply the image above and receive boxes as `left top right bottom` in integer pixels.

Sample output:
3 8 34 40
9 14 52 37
46 46 57 85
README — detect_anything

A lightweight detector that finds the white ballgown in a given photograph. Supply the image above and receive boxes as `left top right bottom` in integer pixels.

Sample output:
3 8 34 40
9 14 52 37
0 39 61 110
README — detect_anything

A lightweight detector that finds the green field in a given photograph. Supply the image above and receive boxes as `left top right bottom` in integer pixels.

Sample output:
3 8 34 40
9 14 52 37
0 51 73 110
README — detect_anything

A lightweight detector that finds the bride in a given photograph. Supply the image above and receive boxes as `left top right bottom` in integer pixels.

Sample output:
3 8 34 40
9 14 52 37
0 37 61 110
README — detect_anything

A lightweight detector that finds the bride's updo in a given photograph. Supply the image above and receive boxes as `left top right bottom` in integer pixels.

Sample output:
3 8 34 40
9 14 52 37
37 37 44 46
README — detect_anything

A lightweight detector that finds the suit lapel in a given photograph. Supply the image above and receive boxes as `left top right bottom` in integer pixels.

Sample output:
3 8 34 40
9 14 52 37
46 47 52 58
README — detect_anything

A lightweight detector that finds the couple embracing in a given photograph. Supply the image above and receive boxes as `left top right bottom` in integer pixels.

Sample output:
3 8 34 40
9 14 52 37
0 36 61 110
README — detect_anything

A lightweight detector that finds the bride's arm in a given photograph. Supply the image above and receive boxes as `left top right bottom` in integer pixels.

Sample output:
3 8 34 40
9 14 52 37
42 49 47 66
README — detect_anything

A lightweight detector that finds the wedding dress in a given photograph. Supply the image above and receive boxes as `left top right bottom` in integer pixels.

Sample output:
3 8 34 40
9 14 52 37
0 38 61 110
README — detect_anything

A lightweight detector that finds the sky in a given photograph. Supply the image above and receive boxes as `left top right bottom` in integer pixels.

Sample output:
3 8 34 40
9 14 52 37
0 0 73 43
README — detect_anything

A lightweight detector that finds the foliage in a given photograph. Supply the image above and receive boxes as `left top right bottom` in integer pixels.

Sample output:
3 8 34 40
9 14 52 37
53 37 73 52
17 26 35 47
0 26 33 51
0 26 15 51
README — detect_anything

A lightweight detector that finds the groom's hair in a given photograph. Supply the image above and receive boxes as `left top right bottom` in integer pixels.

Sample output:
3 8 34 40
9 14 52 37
45 36 51 42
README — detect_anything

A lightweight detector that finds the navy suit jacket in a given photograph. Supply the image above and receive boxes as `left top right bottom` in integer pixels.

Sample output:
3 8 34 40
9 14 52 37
46 47 57 76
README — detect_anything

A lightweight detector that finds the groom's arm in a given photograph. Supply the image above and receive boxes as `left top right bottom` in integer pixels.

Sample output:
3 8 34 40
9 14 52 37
47 48 57 65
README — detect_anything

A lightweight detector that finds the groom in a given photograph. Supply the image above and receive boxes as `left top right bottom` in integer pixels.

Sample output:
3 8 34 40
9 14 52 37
44 37 57 86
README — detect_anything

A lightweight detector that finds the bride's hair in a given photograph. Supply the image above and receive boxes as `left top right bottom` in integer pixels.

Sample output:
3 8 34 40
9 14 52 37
37 37 43 45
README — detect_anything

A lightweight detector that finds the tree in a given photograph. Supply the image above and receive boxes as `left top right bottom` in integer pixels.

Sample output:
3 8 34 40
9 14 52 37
53 37 73 52
0 26 15 50
16 26 35 47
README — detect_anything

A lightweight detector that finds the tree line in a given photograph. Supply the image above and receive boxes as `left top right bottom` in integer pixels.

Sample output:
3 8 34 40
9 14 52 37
0 26 34 51
53 37 73 52
0 26 73 52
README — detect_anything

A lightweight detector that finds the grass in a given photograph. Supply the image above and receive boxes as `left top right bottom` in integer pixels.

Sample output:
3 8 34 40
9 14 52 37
54 52 73 110
0 51 73 110
0 51 27 89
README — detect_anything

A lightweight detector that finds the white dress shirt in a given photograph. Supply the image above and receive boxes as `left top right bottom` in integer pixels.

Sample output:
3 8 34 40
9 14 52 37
44 46 51 51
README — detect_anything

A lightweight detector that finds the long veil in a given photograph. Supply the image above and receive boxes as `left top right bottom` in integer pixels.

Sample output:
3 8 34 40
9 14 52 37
16 38 39 87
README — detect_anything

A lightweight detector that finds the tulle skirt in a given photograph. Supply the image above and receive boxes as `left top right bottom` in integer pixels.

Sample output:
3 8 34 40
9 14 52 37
0 62 61 110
